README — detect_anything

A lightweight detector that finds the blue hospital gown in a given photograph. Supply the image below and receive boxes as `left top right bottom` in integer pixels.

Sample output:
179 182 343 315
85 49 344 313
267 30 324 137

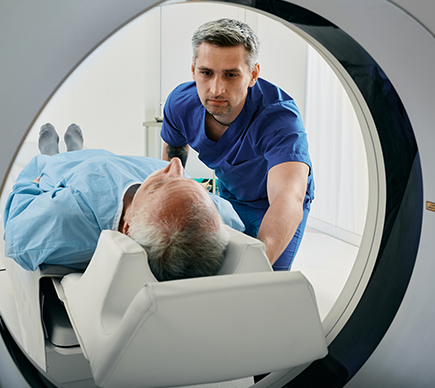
3 149 244 271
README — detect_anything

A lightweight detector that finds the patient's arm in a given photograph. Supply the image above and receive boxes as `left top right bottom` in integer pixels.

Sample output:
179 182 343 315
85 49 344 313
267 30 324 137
162 142 189 168
3 183 100 271
33 176 41 184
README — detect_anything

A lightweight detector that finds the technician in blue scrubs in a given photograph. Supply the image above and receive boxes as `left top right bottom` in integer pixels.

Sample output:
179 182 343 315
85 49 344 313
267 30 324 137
161 19 314 270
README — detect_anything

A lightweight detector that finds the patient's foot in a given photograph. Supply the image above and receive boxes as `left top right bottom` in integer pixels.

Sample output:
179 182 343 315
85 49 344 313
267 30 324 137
38 123 59 156
64 123 84 152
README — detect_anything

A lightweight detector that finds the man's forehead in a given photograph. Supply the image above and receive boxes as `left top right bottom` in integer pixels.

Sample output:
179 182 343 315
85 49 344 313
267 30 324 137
144 179 211 206
196 43 249 64
141 174 203 190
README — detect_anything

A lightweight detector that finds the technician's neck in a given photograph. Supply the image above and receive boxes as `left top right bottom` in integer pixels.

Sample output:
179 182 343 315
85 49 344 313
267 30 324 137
205 102 245 142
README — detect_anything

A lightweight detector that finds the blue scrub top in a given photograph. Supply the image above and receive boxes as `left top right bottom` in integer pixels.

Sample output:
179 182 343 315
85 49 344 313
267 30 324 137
161 78 314 210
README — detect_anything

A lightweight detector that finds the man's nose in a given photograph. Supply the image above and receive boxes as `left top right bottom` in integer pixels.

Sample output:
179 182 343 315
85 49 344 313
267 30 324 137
165 157 184 177
210 75 225 96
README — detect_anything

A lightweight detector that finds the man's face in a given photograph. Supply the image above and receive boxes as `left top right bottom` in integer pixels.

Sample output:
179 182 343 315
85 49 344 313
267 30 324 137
129 158 218 225
192 43 259 121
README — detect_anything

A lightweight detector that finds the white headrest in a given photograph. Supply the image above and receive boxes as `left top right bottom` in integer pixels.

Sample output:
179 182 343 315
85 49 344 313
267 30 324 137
218 225 273 274
59 229 327 388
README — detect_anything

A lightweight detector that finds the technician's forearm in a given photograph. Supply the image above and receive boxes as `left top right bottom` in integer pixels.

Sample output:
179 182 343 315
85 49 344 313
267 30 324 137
256 195 303 265
162 142 189 168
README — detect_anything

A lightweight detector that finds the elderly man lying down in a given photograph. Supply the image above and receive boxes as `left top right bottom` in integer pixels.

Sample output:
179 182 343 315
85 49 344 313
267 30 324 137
3 124 244 281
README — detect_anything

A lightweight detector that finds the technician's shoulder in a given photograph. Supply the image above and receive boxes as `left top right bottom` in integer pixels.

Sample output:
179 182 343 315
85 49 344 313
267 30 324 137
166 81 199 108
253 78 294 105
251 78 302 121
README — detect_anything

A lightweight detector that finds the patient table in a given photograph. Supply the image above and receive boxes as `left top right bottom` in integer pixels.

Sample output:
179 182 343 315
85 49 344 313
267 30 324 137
3 225 327 387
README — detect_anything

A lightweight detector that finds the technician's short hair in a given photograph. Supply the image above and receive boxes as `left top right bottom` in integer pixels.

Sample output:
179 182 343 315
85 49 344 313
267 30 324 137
192 18 260 70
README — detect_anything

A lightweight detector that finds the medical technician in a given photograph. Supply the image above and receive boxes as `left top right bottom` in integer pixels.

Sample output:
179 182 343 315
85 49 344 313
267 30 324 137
161 18 314 270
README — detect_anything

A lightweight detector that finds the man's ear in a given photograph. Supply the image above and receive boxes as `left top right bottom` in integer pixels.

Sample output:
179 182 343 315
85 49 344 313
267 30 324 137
122 220 130 236
191 58 196 81
249 63 260 87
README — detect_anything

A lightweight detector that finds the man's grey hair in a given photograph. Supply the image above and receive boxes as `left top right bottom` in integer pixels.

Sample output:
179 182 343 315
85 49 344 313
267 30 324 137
192 18 260 70
128 201 229 282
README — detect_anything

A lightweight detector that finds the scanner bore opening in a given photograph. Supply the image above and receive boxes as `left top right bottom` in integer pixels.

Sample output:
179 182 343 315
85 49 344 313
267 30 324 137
0 1 422 387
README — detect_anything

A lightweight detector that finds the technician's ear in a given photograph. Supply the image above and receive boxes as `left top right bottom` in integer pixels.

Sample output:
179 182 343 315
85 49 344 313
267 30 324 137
192 58 196 81
249 63 260 87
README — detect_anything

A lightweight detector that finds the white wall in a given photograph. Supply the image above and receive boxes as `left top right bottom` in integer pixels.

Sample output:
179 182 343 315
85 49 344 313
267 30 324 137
25 14 148 157
304 46 368 245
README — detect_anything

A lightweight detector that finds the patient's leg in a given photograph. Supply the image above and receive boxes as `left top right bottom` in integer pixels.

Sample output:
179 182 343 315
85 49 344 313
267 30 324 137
38 123 59 156
64 123 84 152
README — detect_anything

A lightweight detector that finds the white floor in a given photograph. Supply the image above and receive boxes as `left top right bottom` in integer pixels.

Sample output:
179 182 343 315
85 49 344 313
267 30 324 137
0 226 358 388
293 227 358 321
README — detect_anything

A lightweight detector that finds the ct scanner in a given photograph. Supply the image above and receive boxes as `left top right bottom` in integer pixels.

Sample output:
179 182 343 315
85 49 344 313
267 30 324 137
0 0 434 387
